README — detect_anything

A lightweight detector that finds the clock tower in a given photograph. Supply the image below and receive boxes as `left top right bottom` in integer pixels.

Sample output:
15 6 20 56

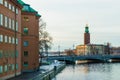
84 24 90 45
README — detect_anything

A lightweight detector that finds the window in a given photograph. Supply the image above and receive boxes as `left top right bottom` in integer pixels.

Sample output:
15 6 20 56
16 21 18 31
12 6 15 12
16 8 18 14
9 18 11 29
12 20 15 30
9 3 11 10
4 65 8 72
4 1 8 7
9 37 11 43
23 62 28 67
11 51 14 58
0 0 3 4
12 37 15 44
16 38 18 44
24 17 29 21
0 14 3 26
0 66 3 73
15 50 18 57
24 41 29 47
0 50 3 58
23 5 29 11
16 64 18 70
23 27 28 34
0 35 3 42
5 16 8 27
12 64 14 70
5 36 8 43
24 51 28 57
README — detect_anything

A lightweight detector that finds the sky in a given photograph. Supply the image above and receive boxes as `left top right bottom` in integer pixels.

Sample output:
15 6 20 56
23 0 120 51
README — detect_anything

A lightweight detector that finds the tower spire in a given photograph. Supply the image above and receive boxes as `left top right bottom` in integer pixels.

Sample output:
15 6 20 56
84 24 90 45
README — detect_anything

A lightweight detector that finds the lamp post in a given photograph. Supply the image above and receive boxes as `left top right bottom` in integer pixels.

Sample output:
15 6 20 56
58 45 60 56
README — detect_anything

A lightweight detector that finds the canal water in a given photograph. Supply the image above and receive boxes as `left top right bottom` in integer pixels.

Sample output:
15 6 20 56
53 63 120 80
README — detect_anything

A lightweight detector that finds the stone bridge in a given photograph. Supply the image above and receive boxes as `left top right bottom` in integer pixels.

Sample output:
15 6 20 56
47 54 120 63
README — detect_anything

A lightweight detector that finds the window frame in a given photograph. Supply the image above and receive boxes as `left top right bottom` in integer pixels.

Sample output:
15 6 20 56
0 14 3 26
0 34 3 42
23 27 28 34
23 41 29 47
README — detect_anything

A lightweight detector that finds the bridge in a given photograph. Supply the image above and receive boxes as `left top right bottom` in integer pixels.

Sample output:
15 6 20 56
47 54 120 63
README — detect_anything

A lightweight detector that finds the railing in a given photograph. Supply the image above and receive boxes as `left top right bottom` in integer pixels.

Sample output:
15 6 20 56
47 54 120 61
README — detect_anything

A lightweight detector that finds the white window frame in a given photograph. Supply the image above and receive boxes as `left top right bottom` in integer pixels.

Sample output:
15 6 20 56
4 1 8 7
16 8 18 14
9 37 11 43
9 3 12 10
5 35 8 43
5 16 8 27
0 35 3 42
16 21 18 31
12 20 15 30
12 37 15 44
0 14 3 26
9 18 11 29
12 6 15 12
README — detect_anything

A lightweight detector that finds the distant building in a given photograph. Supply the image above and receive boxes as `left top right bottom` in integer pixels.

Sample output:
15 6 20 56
111 47 120 55
76 44 110 55
75 24 110 55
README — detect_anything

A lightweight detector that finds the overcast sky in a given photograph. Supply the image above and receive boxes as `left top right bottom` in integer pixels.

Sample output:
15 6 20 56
23 0 120 51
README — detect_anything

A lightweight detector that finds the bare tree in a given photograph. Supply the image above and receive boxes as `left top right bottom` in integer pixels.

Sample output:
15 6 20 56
39 19 53 58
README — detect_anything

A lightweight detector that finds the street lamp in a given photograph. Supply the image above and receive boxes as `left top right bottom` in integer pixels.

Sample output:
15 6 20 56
58 45 60 56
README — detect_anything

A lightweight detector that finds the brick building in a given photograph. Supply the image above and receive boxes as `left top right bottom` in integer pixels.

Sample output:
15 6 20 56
0 0 22 79
0 0 41 79
18 1 41 72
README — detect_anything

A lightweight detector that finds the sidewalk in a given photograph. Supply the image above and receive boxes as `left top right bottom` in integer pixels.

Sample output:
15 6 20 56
8 61 64 80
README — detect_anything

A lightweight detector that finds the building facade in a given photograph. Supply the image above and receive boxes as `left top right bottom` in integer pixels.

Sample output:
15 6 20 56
76 44 109 55
20 3 40 72
0 0 22 79
0 0 41 79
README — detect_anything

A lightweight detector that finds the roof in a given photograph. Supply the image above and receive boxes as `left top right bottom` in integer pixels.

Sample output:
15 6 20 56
17 0 25 5
17 0 41 17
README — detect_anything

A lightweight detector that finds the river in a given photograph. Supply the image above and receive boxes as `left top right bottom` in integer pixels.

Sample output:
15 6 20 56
53 63 120 80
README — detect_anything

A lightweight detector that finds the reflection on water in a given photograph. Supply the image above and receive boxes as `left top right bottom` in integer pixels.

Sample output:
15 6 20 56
53 63 120 80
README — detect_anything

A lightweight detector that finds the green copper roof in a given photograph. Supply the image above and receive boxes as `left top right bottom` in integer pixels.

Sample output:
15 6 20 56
85 24 89 33
21 4 37 13
36 13 41 17
17 0 25 5
17 0 41 17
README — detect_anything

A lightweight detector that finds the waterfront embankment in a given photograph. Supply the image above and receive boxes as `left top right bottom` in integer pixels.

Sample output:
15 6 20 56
7 62 65 80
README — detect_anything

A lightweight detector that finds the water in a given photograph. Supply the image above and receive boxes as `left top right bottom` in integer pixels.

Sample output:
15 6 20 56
53 63 120 80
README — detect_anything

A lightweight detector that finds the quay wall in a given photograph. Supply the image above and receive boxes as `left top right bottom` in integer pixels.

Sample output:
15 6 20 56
32 64 66 80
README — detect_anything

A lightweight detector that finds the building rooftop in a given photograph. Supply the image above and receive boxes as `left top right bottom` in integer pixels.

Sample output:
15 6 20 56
17 0 41 17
